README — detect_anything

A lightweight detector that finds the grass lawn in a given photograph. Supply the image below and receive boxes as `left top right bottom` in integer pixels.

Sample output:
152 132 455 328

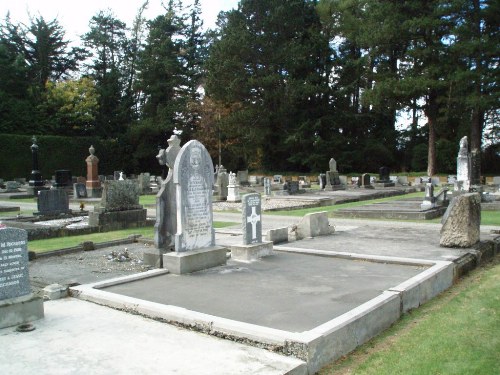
28 221 237 253
319 258 500 375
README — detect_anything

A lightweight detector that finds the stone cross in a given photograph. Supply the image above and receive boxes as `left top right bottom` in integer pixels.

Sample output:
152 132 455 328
247 207 261 240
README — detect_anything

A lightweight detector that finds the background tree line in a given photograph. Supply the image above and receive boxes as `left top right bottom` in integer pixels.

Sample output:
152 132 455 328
0 0 498 178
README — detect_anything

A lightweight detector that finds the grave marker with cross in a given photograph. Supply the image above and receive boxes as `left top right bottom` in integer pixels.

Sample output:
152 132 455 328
242 193 262 245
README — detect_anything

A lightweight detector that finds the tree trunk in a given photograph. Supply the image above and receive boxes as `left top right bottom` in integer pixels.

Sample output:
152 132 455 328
425 89 438 176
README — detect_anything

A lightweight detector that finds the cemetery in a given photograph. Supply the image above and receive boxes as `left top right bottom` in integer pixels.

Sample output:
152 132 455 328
0 1 498 373
0 132 498 375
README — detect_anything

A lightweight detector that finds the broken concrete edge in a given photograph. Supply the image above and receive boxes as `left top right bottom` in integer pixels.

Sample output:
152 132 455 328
66 247 458 375
31 234 143 260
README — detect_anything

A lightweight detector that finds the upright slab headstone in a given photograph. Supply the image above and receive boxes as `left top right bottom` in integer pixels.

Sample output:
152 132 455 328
35 189 71 216
174 140 215 252
361 173 372 189
237 170 249 186
263 177 271 196
0 226 44 329
85 145 102 198
230 193 273 262
318 174 326 190
420 183 436 210
378 166 390 182
138 173 151 194
455 136 471 192
164 140 226 274
73 183 87 198
242 193 262 245
325 157 344 190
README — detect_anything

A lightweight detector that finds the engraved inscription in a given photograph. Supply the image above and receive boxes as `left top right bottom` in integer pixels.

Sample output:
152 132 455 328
0 236 30 299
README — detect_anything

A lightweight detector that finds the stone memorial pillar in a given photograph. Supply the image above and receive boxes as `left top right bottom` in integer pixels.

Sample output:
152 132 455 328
85 145 102 198
455 136 471 192
214 165 229 201
263 177 271 196
163 140 227 274
0 226 44 329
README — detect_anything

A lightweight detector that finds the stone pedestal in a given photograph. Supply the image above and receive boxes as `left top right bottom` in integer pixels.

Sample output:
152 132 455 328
227 184 241 202
0 294 44 329
163 246 227 275
229 241 273 262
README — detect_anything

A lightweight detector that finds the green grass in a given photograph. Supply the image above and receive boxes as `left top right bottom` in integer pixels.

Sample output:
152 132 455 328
28 221 237 253
139 194 157 206
319 259 500 375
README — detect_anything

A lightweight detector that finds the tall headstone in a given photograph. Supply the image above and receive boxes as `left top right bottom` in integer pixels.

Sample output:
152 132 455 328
28 136 44 195
173 140 215 252
229 193 273 262
470 149 481 188
85 145 102 198
420 183 436 210
0 226 44 329
455 136 471 192
361 173 373 189
164 140 226 274
242 193 262 245
138 172 151 194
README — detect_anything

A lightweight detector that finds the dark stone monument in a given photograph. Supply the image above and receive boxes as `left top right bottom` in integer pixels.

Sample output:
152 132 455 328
34 189 71 216
361 173 373 189
374 166 395 187
54 169 72 188
28 136 45 195
0 226 44 329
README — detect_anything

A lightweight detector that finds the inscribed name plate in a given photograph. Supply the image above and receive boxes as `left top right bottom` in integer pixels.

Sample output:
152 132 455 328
174 140 215 252
0 227 31 300
242 193 262 245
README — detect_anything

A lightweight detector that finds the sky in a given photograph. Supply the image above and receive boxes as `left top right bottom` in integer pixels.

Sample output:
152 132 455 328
0 0 239 43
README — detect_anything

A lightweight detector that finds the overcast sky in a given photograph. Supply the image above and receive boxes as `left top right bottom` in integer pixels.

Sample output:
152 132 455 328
0 0 239 43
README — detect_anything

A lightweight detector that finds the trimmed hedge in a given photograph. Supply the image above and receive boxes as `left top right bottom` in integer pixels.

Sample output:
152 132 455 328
0 134 132 180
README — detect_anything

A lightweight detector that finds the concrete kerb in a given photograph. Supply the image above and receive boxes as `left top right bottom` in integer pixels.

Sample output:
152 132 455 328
68 247 457 374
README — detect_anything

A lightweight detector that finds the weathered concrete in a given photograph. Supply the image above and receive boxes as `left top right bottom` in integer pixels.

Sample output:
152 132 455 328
163 246 227 275
440 193 481 248
229 241 273 262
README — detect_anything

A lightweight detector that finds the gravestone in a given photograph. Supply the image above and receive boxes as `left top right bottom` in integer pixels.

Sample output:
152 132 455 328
242 193 262 245
229 193 273 262
164 140 226 274
35 189 71 216
284 180 299 194
361 173 373 189
455 136 471 192
85 145 102 198
227 172 241 202
138 173 151 194
215 165 229 200
0 226 44 329
420 183 436 210
156 146 168 180
263 177 271 196
73 183 87 198
374 166 395 187
88 180 146 231
4 181 20 192
152 133 181 264
319 174 326 190
54 170 72 188
273 175 282 183
440 193 481 248
237 170 249 186
325 157 344 190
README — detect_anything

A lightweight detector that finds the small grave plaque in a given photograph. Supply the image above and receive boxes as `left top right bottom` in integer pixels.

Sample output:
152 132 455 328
0 227 30 300
242 193 262 245
73 183 87 198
